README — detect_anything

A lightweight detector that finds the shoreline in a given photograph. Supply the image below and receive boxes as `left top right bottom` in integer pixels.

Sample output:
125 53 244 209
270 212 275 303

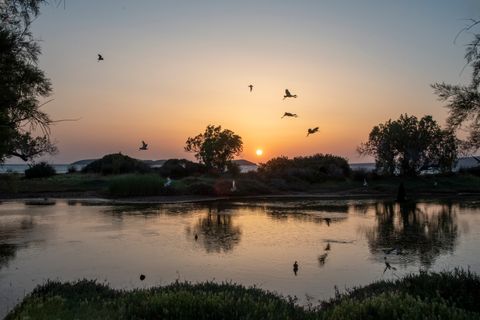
2 191 479 205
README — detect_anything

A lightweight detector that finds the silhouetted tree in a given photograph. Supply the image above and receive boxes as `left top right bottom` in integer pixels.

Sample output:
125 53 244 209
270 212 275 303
185 125 243 172
358 114 458 176
0 0 56 163
432 20 480 151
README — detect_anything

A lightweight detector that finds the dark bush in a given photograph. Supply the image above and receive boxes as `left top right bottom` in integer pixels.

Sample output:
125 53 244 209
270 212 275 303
258 154 350 183
459 166 480 177
82 153 151 175
108 174 165 197
67 166 78 174
226 161 241 177
158 159 207 179
187 182 215 196
24 162 56 179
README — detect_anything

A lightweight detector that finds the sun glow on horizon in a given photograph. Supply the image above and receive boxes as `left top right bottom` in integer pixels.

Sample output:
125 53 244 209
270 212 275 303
256 148 263 156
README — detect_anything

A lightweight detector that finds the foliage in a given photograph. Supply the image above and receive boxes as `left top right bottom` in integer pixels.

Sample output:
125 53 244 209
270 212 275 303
82 153 151 175
67 165 77 174
226 161 241 177
0 0 57 163
358 114 458 176
24 161 55 179
432 20 480 151
185 125 243 171
258 154 351 183
158 159 207 179
6 280 310 320
321 269 480 315
108 174 167 197
6 271 480 319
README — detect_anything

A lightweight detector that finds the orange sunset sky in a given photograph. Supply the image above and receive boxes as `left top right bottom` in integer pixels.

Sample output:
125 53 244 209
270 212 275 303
15 0 480 164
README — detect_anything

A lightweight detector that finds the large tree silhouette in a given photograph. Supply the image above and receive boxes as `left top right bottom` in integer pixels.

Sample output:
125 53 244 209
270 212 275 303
0 0 56 163
432 20 480 151
185 125 243 172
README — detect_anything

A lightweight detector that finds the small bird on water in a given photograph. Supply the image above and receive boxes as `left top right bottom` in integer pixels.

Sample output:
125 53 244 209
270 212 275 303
281 112 298 119
97 54 104 62
194 234 198 241
293 261 299 275
140 274 146 281
383 257 397 274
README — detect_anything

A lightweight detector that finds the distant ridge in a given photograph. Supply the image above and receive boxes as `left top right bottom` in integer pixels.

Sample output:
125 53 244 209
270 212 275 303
233 159 257 166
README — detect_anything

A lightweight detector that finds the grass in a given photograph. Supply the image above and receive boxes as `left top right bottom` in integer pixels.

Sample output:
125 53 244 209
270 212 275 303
0 171 479 198
6 270 480 319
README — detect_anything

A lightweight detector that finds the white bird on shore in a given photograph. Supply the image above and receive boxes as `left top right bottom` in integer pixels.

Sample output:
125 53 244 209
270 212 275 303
231 180 237 192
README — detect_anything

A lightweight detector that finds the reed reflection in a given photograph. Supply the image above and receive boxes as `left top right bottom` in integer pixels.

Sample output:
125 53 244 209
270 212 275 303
366 201 458 268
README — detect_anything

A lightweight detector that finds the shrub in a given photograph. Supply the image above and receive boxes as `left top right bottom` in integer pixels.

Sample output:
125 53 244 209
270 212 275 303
24 162 56 179
82 153 151 175
158 159 207 179
108 174 166 197
258 154 350 183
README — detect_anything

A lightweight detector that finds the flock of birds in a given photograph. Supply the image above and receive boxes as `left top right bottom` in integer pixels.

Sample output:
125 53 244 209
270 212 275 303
96 53 394 281
97 53 319 151
249 85 320 137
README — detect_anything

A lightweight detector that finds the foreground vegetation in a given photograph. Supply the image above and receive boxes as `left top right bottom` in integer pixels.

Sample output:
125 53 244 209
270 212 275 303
6 270 480 319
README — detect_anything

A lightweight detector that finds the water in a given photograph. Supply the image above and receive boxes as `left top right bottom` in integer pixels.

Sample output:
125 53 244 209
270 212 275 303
0 164 75 174
0 199 479 317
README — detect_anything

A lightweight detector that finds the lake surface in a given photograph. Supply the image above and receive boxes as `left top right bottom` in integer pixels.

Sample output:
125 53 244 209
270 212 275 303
1 199 480 317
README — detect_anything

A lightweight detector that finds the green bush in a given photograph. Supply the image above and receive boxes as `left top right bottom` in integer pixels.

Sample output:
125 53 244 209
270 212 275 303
187 181 215 196
108 174 166 197
321 292 473 320
6 270 480 319
82 153 151 175
158 159 207 179
24 162 56 179
258 154 351 183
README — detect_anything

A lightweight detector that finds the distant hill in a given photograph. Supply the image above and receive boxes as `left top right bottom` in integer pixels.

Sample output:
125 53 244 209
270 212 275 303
70 159 97 166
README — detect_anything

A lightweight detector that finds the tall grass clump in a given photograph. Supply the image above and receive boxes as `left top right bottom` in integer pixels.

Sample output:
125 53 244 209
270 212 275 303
108 174 165 197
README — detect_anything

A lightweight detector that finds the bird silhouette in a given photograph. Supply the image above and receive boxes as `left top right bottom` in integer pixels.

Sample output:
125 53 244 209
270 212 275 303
325 243 331 251
306 127 319 137
139 140 148 150
293 261 299 275
318 253 328 266
194 233 198 241
140 274 146 281
283 89 297 99
383 257 397 274
324 218 331 226
248 84 253 92
97 54 104 62
281 112 298 118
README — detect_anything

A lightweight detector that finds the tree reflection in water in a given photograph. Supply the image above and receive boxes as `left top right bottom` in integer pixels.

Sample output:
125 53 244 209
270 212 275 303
188 205 242 253
366 201 458 268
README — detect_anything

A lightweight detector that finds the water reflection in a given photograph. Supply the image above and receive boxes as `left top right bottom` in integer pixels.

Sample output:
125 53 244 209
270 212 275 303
0 217 35 269
187 210 242 253
366 201 458 268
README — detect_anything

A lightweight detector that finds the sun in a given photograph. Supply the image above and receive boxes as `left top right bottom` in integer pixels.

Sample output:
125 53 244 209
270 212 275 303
256 148 263 156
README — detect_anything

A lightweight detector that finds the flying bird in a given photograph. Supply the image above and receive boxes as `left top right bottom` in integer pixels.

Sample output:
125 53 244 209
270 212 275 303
97 54 104 62
248 84 253 92
293 261 299 275
139 140 148 150
281 112 298 118
306 127 319 137
283 89 297 100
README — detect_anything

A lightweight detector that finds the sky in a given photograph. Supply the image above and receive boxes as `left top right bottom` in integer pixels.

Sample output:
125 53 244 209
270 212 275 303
14 0 480 164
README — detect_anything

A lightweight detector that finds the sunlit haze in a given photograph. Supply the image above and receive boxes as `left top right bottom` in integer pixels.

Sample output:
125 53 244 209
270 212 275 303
18 0 480 164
